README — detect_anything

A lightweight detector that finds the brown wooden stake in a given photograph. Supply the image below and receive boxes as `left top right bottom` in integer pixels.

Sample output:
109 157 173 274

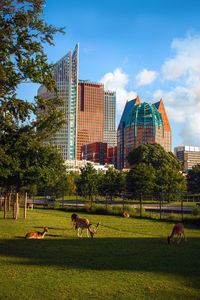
24 192 27 219
0 193 2 211
8 192 11 211
15 193 19 219
4 194 7 219
13 193 16 219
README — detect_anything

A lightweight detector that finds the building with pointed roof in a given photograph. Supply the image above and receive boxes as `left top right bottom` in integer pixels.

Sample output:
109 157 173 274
117 96 171 170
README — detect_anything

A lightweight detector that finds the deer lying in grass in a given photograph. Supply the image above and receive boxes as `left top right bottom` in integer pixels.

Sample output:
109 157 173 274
123 212 130 218
72 214 100 238
25 227 48 239
168 223 186 244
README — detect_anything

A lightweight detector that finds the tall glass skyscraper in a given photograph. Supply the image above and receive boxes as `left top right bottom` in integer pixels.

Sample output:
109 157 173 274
38 44 117 161
38 44 79 160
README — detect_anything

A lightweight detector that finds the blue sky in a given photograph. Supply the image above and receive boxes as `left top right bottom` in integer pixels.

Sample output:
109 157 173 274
17 0 200 150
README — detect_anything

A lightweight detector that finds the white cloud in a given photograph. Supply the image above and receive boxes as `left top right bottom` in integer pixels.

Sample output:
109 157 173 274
100 68 137 115
162 34 200 80
153 34 200 145
136 68 158 86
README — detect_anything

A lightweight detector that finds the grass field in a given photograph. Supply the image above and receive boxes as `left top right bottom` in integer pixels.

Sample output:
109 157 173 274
0 209 200 300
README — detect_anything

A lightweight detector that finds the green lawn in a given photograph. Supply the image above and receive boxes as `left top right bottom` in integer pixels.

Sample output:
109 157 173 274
0 209 200 300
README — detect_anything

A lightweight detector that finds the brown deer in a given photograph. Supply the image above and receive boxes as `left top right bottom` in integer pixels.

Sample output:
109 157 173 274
73 215 100 238
71 213 78 229
27 203 33 210
25 227 48 239
167 223 186 244
123 212 130 218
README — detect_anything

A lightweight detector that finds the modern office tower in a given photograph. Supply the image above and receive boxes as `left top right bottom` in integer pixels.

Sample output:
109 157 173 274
38 44 117 162
38 44 79 160
77 81 105 160
153 99 171 152
174 146 200 170
104 91 117 147
117 96 172 170
81 142 108 165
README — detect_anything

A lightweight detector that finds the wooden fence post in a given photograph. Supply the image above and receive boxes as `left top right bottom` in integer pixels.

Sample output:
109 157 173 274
13 193 15 219
8 192 11 211
4 194 7 219
24 192 27 219
0 193 2 211
15 193 19 219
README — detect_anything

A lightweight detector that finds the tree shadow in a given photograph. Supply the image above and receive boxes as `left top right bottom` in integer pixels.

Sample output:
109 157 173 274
0 236 200 290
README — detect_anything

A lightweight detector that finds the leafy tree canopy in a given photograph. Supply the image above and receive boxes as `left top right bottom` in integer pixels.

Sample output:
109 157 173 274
127 143 182 171
0 0 65 140
187 164 200 194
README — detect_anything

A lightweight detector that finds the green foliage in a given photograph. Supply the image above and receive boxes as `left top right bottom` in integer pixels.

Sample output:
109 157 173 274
0 0 67 191
191 206 200 216
127 143 182 170
99 166 126 200
77 163 98 199
126 143 186 197
187 164 200 194
126 163 156 195
0 132 67 191
0 0 65 139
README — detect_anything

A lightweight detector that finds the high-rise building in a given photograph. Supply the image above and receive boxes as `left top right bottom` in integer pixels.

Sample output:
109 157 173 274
38 44 79 160
81 142 108 165
174 145 200 170
117 96 171 170
104 91 117 148
77 81 105 160
38 44 117 161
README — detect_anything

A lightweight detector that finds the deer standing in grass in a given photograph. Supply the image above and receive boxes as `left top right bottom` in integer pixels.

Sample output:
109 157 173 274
71 214 100 238
25 227 48 239
168 223 186 244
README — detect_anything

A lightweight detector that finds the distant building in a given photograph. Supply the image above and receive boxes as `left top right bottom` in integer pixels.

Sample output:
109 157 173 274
64 159 114 173
104 91 117 147
81 142 108 165
38 44 117 161
117 96 171 170
174 145 200 170
107 146 117 168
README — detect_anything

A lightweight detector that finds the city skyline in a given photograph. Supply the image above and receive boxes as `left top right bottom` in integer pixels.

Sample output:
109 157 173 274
16 0 200 150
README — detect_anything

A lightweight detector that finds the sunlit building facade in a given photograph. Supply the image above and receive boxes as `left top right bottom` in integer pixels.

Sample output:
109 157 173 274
38 44 79 160
117 96 171 170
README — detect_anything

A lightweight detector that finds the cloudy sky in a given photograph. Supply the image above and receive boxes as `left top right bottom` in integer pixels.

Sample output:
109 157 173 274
17 0 200 150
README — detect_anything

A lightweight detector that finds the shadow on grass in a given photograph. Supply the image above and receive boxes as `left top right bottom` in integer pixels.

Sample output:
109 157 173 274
0 237 200 284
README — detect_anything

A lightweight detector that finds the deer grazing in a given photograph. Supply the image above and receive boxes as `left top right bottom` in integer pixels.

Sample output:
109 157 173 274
168 223 186 244
25 227 48 239
71 213 78 229
71 214 100 238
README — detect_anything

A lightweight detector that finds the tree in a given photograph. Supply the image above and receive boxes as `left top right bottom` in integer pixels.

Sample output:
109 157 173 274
126 163 156 196
187 164 200 194
100 167 126 201
0 0 65 141
0 132 67 192
127 143 182 171
126 144 186 198
77 163 98 202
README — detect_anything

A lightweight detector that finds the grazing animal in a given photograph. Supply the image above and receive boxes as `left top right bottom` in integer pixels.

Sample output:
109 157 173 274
27 203 33 210
123 212 130 218
71 213 78 229
25 227 48 239
168 223 186 244
73 215 100 238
